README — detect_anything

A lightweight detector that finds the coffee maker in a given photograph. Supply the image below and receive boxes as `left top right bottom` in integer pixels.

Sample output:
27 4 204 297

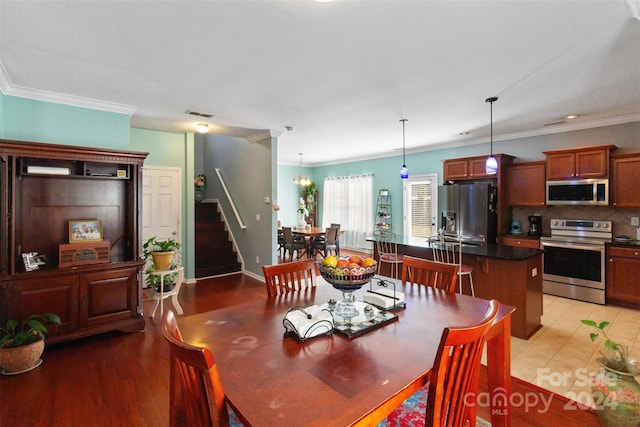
528 215 542 236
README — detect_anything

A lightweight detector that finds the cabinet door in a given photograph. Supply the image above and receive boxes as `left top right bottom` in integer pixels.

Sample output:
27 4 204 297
607 248 640 305
469 158 490 178
79 267 138 327
5 276 79 337
506 162 546 206
576 149 608 178
443 159 469 181
611 155 640 207
546 153 576 180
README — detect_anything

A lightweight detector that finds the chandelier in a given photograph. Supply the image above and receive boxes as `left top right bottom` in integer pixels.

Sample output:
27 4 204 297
293 153 312 186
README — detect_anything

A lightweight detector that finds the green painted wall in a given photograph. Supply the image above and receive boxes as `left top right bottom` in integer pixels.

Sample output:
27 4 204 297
1 94 129 147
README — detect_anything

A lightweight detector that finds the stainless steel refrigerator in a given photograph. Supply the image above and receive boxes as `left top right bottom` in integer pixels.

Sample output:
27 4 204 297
437 183 497 245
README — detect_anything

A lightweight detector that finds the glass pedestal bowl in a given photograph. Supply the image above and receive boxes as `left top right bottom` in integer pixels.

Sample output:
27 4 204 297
319 263 376 323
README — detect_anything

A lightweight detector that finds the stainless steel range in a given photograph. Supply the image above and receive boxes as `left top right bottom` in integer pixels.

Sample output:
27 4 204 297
540 218 611 305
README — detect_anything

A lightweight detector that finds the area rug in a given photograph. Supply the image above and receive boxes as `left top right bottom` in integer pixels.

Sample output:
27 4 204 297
376 385 491 426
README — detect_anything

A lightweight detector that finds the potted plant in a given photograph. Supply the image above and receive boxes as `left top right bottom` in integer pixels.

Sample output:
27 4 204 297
194 174 206 202
0 313 61 374
581 319 640 426
143 236 181 271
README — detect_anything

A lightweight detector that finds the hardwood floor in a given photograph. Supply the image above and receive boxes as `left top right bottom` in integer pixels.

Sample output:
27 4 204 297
1 255 599 426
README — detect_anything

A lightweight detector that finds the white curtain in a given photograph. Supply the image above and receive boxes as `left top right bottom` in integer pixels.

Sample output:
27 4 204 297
322 174 373 251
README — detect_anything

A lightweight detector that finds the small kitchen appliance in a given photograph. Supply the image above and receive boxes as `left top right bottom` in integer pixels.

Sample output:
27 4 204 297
528 215 542 236
510 219 522 234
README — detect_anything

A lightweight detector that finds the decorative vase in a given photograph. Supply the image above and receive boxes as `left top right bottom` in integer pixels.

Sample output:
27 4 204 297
297 212 307 228
0 339 45 374
194 187 205 202
591 357 640 427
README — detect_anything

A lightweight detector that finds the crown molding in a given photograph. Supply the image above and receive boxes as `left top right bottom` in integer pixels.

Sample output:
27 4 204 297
0 60 137 116
246 129 282 143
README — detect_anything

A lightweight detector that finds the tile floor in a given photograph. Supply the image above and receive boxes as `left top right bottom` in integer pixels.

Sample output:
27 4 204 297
489 294 640 408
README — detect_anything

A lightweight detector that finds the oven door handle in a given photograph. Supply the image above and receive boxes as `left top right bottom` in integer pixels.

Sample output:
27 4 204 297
540 241 604 251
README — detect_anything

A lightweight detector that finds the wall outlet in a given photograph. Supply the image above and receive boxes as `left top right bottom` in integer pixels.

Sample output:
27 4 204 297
531 267 538 277
631 216 639 226
255 213 260 221
256 256 260 264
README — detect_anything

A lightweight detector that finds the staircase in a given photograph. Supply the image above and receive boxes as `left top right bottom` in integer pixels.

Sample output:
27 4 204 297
195 202 242 277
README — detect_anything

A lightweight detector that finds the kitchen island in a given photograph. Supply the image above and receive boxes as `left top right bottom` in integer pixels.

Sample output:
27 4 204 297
367 235 543 339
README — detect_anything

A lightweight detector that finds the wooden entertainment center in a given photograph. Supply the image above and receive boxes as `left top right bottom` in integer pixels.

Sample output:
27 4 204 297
0 140 148 344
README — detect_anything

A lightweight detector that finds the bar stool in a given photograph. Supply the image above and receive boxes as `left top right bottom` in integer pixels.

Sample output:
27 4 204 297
431 237 475 297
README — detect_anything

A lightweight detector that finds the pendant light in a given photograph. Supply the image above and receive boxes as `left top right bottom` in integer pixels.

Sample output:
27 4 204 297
292 153 312 187
485 97 498 175
400 119 409 179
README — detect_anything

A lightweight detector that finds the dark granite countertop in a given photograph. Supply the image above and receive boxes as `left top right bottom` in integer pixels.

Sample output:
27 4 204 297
366 235 543 261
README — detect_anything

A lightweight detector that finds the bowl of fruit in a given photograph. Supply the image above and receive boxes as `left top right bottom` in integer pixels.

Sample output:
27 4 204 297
318 255 377 291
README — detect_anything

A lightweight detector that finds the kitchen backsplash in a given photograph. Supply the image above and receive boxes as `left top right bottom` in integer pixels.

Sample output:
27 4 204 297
512 206 640 239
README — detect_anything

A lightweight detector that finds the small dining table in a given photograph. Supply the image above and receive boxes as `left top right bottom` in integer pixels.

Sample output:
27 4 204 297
178 277 514 427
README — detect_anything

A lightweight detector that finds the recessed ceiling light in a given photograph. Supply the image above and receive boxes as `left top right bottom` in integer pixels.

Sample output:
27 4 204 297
196 123 209 134
565 115 579 120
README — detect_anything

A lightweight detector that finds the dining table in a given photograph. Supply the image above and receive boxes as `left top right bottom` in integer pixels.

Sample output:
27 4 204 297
177 276 514 427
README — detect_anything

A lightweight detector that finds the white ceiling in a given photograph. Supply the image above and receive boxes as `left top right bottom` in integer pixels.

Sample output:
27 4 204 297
1 0 639 166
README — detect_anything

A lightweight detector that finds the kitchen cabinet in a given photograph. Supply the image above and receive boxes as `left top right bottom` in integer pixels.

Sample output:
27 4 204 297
611 153 640 208
443 154 514 182
501 236 540 249
0 140 147 344
543 145 616 180
607 246 640 307
506 161 546 206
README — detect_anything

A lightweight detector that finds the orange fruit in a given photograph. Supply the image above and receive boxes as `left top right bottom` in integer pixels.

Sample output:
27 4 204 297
348 255 363 265
362 258 376 267
336 259 349 268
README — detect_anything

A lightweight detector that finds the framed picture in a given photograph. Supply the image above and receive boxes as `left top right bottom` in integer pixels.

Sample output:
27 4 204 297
22 252 39 271
69 219 103 243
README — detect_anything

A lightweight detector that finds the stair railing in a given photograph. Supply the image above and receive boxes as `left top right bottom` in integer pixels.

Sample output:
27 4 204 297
210 199 244 271
215 168 247 230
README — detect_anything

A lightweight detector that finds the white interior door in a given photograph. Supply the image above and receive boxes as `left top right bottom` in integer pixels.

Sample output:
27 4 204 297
142 167 182 255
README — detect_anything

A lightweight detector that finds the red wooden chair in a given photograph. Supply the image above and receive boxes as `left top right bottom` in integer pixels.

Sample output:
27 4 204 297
401 255 459 293
380 300 500 427
262 258 317 298
162 310 245 427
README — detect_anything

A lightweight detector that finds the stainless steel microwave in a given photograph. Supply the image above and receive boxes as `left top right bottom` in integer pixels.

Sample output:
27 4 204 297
546 179 609 206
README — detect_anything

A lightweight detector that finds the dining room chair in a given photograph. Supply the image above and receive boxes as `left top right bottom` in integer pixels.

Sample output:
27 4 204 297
378 299 500 427
400 255 459 293
162 310 245 427
374 230 404 279
311 226 339 258
282 226 308 261
262 258 317 298
431 236 475 297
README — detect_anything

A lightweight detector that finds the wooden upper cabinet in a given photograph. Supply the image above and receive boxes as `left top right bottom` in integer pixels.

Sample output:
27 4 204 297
443 154 514 182
543 145 616 180
506 161 546 206
611 153 640 208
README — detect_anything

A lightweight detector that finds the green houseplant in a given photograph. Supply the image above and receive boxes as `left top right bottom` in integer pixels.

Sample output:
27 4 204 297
581 319 640 426
143 236 181 291
0 313 61 374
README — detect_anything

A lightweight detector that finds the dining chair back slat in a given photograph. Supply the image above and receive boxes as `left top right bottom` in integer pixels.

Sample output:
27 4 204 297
400 255 459 293
262 259 317 297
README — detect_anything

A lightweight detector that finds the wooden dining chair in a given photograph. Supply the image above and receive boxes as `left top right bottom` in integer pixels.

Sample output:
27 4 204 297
262 258 317 298
431 236 475 297
401 255 459 293
162 310 245 427
379 299 500 427
374 230 404 279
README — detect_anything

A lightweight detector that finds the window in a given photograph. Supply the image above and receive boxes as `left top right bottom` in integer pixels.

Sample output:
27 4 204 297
322 174 373 251
403 174 438 239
